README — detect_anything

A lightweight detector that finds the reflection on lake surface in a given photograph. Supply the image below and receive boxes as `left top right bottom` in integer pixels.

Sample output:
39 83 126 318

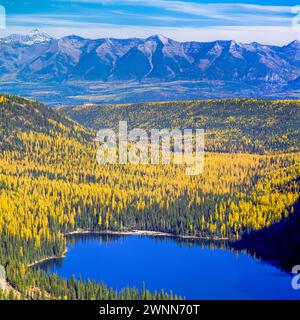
35 234 300 300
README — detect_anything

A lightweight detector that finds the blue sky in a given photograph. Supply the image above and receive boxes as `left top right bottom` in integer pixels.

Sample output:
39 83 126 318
0 0 299 44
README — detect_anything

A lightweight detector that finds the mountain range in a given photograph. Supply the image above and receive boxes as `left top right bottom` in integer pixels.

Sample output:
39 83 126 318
1 29 300 91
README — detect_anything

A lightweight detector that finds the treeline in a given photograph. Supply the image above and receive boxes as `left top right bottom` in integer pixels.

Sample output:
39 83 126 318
3 266 181 300
234 185 300 272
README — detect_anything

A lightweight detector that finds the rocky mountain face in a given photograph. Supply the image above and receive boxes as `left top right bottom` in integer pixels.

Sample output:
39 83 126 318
0 29 300 90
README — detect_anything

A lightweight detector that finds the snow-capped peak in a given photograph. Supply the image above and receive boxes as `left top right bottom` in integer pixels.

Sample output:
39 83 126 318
1 29 54 45
286 40 300 48
147 34 170 45
28 29 53 43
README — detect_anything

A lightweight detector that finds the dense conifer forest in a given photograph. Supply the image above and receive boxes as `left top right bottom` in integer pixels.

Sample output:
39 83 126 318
0 95 299 299
60 99 300 154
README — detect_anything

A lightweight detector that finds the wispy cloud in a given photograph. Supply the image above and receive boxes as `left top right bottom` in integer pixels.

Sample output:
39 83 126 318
56 0 293 16
48 0 294 24
7 10 293 27
2 17 297 46
7 1 295 27
1 1 297 45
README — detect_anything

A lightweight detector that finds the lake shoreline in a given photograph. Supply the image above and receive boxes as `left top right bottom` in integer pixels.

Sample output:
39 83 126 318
28 228 229 268
65 228 229 241
28 248 68 268
27 229 298 299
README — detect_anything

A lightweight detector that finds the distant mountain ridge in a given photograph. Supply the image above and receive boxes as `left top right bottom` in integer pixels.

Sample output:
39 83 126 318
0 29 300 90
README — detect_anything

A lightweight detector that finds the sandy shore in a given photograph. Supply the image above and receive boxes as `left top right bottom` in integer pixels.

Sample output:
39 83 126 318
66 228 172 237
65 228 228 241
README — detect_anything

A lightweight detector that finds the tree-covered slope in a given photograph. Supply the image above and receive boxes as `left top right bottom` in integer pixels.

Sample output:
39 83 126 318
0 94 93 150
0 95 183 299
59 98 300 154
0 95 299 298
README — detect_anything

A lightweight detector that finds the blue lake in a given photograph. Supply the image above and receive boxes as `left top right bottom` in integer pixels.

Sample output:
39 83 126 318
36 234 300 300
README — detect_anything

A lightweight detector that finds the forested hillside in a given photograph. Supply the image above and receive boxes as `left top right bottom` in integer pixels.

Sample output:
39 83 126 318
0 95 180 299
0 95 93 151
59 99 300 154
0 95 299 299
